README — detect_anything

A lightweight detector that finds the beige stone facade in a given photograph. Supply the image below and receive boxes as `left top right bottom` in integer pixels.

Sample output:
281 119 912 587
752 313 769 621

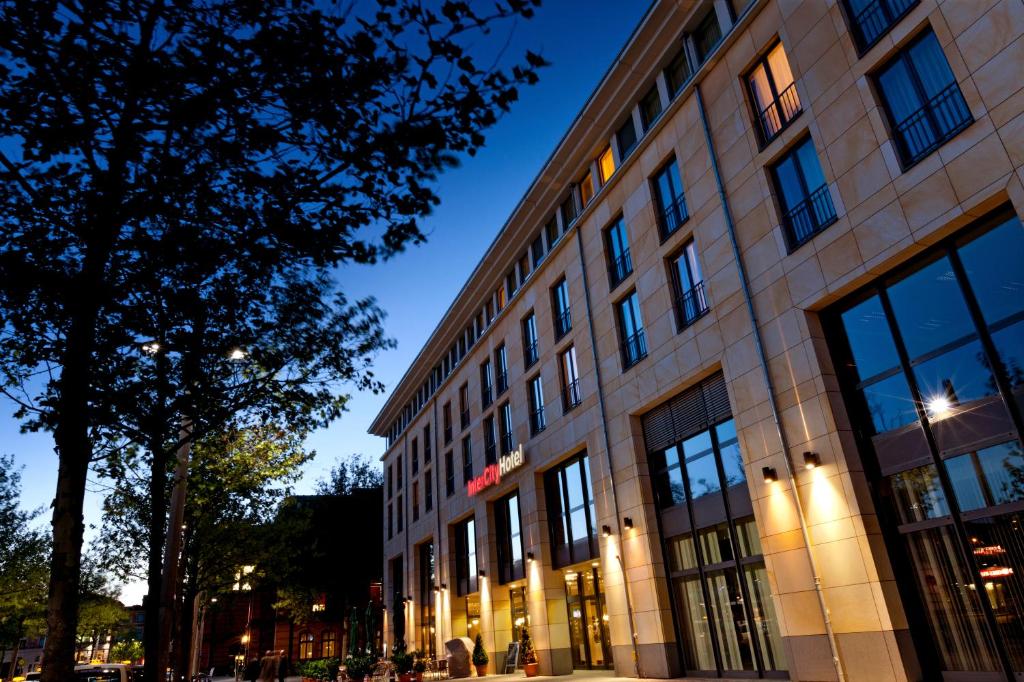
369 0 1024 680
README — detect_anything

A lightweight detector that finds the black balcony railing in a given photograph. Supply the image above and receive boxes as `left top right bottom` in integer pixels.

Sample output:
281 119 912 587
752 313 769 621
554 309 572 339
496 370 509 395
677 281 710 328
757 81 802 144
524 341 539 368
460 409 470 430
562 379 582 413
623 330 648 368
852 0 917 50
658 194 689 239
501 432 513 455
782 183 837 249
529 406 547 435
892 82 972 168
481 385 493 409
609 250 633 287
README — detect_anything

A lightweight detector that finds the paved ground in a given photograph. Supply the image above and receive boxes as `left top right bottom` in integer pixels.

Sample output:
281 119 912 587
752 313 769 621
213 669 746 682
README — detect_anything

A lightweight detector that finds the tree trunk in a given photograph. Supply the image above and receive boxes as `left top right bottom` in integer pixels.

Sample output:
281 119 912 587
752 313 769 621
159 419 192 682
7 637 21 682
144 350 172 682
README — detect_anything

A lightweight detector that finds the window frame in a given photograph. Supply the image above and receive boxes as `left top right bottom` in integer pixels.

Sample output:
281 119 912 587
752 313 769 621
528 373 547 436
744 40 803 147
604 215 633 290
617 290 648 370
769 134 837 251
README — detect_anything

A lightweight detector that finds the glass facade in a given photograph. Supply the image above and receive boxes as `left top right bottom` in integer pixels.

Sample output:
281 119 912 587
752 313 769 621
495 491 525 584
564 567 613 669
545 453 598 568
418 542 436 656
454 517 478 596
830 210 1024 680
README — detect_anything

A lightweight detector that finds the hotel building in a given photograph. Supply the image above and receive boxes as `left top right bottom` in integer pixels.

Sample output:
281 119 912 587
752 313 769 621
369 0 1024 679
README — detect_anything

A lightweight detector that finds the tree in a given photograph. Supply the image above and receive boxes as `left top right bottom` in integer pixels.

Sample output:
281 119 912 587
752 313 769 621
0 2 545 681
109 640 144 665
315 454 383 495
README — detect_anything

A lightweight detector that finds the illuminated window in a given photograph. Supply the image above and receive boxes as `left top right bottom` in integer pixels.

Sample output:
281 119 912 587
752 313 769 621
598 147 615 184
579 170 595 207
746 42 801 144
321 631 336 658
298 632 314 660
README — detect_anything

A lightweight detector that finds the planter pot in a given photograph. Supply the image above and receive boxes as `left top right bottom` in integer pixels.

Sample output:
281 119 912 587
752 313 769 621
523 663 539 678
474 664 488 677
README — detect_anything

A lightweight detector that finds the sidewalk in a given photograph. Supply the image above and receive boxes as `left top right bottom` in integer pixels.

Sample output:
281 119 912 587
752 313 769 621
211 669 753 682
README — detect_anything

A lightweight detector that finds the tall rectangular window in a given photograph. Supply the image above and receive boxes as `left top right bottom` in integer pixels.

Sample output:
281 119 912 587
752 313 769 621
411 438 419 475
560 346 582 413
397 495 404 532
560 193 578 229
425 469 433 512
461 435 473 484
522 313 539 368
397 454 403 489
605 217 633 288
459 383 470 429
412 481 419 522
423 424 431 463
443 402 453 445
544 454 597 567
598 147 615 185
528 375 546 435
845 0 918 51
445 451 455 497
505 269 519 300
670 240 709 329
531 233 546 269
495 491 525 584
875 30 971 168
480 359 494 409
746 42 801 145
616 117 638 161
579 170 595 207
499 401 514 455
640 85 663 130
483 415 497 465
665 46 691 97
495 344 509 396
552 278 572 339
454 517 478 596
693 10 722 63
652 158 688 239
387 464 393 499
618 291 648 368
387 503 393 539
771 136 836 249
545 216 560 250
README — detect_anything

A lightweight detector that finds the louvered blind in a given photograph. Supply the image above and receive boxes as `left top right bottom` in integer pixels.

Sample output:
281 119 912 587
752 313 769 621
641 372 732 452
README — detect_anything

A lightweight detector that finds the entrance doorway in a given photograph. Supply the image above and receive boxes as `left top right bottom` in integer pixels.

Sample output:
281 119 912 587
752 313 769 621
563 565 612 670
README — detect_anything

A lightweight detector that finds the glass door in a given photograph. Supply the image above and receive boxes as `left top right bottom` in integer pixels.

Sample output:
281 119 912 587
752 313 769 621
563 566 613 669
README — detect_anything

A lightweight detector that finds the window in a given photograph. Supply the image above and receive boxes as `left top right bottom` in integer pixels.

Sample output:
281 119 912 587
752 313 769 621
461 436 473 484
640 84 663 130
298 632 314 660
670 240 709 328
845 0 918 51
480 360 494 409
771 136 836 249
875 30 971 168
528 375 546 435
560 346 581 413
459 383 470 429
545 216 560 250
496 284 507 312
544 454 597 567
616 117 638 161
618 291 648 368
652 158 688 239
579 170 595 207
746 42 801 144
552 278 572 339
495 345 509 396
506 269 519 300
665 46 691 97
522 313 539 367
423 424 431 463
605 217 633 288
518 254 531 285
396 455 403 489
495 491 525 584
499 401 514 455
454 517 478 596
418 542 436 657
387 503 393 539
445 451 455 497
412 481 419 522
531 234 546 269
693 10 723 63
411 438 419 475
483 415 497 465
560 193 578 228
425 469 433 512
387 464 393 499
397 495 403 531
443 402 453 445
597 146 615 186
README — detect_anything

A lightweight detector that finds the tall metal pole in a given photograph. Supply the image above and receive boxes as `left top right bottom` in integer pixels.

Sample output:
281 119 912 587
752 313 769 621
158 418 193 681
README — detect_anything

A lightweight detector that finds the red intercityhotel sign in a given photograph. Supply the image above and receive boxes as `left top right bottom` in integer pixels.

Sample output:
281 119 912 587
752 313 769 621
467 445 526 496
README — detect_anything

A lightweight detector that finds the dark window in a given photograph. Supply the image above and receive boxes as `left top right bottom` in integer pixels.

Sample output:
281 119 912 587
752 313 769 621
770 136 836 249
616 117 639 160
640 85 663 130
425 469 433 512
552 278 572 339
746 42 802 145
411 438 419 475
461 436 473 484
560 346 582 413
618 291 647 368
417 542 436 657
483 415 497 465
397 455 403 489
387 464 393 499
387 503 393 539
875 30 971 168
652 158 688 239
670 240 709 329
528 375 546 435
454 517 478 596
665 46 692 97
445 451 455 497
605 217 633 289
397 495 403 532
531 235 546 270
693 10 723 63
560 193 579 228
459 383 470 429
544 453 597 567
522 313 539 367
495 491 525 584
545 216 560 250
443 402 453 445
495 345 509 396
499 401 514 455
412 481 419 522
506 269 519 300
845 0 918 51
424 424 431 463
480 359 494 409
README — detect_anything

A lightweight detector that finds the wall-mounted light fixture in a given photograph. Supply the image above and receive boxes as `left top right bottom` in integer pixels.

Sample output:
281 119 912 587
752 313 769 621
406 594 414 602
440 583 447 591
478 570 486 578
601 524 612 537
526 552 535 562
623 516 634 530
803 451 820 470
432 585 440 593
762 466 777 483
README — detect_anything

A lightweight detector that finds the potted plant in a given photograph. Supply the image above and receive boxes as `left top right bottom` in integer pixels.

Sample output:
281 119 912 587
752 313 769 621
391 646 415 682
471 634 489 676
300 658 340 682
344 654 374 682
412 650 428 682
519 626 538 677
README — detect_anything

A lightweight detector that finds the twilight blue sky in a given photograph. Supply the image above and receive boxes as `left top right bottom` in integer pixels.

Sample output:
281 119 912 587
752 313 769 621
3 1 653 601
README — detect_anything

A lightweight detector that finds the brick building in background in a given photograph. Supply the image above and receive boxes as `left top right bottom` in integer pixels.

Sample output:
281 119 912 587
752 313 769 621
372 0 1024 680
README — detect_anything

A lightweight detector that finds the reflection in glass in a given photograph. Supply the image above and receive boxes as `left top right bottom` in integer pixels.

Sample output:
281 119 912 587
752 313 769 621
958 216 1024 326
651 447 686 508
863 372 918 433
675 576 716 671
992 321 1024 388
744 563 787 671
735 517 763 557
964 514 1024 669
716 420 746 487
945 454 987 512
684 431 721 499
705 568 755 671
699 523 734 565
913 340 997 409
979 442 1024 506
841 295 901 381
887 256 975 358
890 464 950 523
